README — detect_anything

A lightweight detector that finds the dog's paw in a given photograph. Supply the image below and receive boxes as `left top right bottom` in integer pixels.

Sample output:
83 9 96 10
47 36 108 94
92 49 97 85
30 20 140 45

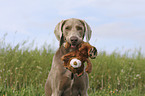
89 47 97 59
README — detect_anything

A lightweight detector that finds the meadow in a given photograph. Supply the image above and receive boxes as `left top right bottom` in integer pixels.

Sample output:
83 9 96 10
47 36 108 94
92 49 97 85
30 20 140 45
0 37 145 96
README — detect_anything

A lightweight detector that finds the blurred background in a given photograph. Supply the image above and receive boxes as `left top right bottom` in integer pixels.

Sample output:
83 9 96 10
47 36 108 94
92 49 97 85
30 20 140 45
0 0 145 55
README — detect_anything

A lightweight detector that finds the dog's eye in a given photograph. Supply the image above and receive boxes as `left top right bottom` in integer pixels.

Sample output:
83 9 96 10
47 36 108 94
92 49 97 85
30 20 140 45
76 26 82 31
65 26 71 30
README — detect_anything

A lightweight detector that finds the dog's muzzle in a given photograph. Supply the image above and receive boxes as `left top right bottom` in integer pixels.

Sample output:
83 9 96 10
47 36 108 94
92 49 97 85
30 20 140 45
70 36 78 48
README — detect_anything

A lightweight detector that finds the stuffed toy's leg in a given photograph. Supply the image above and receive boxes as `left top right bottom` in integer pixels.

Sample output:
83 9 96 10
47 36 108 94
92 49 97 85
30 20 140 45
85 59 92 73
76 64 84 77
61 52 76 61
77 71 84 77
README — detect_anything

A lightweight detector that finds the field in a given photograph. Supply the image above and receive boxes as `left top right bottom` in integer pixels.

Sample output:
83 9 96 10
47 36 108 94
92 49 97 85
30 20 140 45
0 38 145 96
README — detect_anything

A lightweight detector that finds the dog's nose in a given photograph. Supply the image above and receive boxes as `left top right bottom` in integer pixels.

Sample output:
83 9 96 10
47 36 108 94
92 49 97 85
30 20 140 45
70 36 78 43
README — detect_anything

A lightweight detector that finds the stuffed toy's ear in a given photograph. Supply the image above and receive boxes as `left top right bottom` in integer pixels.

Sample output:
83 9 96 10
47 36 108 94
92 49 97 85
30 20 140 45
63 42 71 49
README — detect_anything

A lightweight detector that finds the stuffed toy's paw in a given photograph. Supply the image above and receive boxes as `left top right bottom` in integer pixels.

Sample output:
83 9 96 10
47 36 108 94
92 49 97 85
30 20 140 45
70 58 82 68
89 47 97 59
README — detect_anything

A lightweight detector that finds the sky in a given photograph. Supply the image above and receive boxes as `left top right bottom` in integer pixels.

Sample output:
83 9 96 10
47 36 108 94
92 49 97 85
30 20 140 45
0 0 145 55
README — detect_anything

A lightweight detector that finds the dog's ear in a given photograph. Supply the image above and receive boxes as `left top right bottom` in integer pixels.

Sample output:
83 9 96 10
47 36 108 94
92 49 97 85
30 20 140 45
81 20 92 42
54 20 65 41
54 20 66 46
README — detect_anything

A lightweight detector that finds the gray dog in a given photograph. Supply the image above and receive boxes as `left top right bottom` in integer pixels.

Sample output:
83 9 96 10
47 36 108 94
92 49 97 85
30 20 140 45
45 18 93 96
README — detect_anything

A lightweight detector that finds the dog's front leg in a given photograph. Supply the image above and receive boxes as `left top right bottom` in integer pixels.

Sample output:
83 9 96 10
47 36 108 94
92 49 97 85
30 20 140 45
51 90 62 96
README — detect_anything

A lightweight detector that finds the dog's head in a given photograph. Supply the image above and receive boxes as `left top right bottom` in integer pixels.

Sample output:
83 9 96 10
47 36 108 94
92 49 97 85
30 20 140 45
54 18 92 48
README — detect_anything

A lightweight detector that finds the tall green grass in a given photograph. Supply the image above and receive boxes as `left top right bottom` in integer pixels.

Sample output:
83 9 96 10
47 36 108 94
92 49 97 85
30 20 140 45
0 36 145 96
89 51 145 96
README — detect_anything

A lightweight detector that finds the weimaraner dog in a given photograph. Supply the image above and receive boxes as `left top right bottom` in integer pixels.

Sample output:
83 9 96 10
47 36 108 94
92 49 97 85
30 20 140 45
45 18 94 96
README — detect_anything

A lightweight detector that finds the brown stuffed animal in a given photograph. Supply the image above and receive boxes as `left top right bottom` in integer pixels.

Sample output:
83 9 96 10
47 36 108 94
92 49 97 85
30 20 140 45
61 41 97 77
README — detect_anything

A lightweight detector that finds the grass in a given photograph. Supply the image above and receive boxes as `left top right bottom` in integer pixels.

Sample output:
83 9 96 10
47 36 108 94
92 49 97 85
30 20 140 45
0 36 145 96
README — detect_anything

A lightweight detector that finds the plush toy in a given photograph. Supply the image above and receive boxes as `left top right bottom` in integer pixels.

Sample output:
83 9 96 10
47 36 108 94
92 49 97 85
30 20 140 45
61 41 97 77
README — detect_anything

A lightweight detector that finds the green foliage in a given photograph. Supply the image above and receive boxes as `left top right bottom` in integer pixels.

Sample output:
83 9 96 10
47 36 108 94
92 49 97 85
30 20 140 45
89 51 145 96
0 37 145 96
